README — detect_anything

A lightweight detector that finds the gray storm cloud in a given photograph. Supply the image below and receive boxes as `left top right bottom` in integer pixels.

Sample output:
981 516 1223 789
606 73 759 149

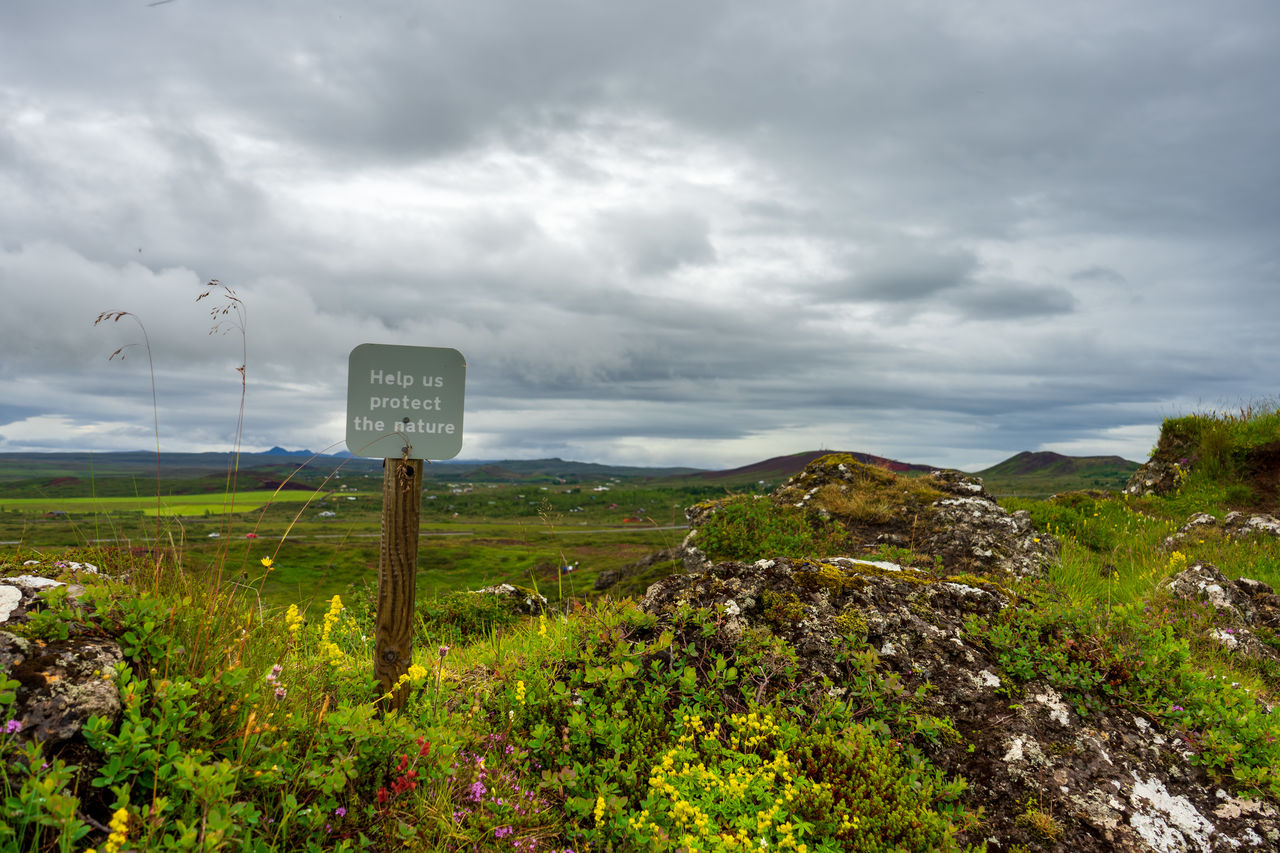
1 0 1277 469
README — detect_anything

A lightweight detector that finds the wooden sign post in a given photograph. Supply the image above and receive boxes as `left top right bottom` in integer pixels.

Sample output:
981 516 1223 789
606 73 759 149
346 344 465 714
375 455 423 713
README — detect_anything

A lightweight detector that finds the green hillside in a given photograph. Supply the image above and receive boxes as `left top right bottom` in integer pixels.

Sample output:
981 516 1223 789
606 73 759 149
976 450 1141 497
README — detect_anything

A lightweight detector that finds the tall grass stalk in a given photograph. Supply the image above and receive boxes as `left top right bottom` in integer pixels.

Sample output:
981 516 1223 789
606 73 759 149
93 309 164 579
197 281 249 586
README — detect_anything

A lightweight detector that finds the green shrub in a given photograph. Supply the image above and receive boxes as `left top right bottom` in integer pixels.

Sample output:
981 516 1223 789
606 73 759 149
413 589 531 644
695 496 845 561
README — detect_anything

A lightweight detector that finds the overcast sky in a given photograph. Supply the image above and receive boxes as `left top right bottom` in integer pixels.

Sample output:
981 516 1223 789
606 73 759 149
2 1 1277 471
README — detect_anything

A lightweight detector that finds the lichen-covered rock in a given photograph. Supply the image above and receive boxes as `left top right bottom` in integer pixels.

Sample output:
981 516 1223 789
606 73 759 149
1 566 123 746
1125 458 1187 497
471 583 547 615
1162 563 1255 620
638 556 1280 851
1165 511 1280 549
639 554 1007 686
921 497 1052 577
0 575 89 624
680 454 1058 579
1 630 124 744
1159 562 1280 661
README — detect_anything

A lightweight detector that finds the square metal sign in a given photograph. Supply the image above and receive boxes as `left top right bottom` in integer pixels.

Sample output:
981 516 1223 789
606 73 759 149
346 344 466 459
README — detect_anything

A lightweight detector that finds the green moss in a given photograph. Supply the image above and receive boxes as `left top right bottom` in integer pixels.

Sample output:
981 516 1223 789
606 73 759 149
762 589 807 626
795 560 858 594
1016 801 1063 844
1041 740 1076 758
834 610 869 645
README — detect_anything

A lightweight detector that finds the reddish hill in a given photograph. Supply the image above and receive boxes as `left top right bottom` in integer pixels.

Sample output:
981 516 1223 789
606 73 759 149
695 450 935 483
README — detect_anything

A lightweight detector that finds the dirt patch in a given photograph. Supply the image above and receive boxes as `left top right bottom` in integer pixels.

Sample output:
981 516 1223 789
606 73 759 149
1242 440 1280 513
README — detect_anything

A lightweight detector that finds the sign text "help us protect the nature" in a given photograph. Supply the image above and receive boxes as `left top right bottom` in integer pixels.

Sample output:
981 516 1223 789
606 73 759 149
346 344 465 460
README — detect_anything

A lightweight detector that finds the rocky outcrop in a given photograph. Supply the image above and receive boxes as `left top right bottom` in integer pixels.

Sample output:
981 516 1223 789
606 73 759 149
0 631 123 743
1164 511 1280 549
1 563 123 746
640 555 1007 685
680 454 1059 579
471 583 548 615
1160 562 1280 653
638 556 1280 851
1125 458 1187 497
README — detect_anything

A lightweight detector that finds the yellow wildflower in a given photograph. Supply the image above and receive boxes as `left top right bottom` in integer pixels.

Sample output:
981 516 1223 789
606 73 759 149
104 808 129 853
284 604 303 635
260 556 274 569
320 595 346 665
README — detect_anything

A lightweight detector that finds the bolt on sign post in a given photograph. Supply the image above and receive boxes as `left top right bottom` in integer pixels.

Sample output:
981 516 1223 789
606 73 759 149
347 344 465 713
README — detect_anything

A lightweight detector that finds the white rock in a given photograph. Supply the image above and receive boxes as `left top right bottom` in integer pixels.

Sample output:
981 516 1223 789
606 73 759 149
1212 628 1240 650
1034 686 1072 727
1129 774 1216 853
846 558 907 572
975 669 1001 688
7 575 64 589
0 585 21 623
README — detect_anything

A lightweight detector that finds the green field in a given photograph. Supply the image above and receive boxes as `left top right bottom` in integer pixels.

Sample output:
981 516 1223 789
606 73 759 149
0 489 366 517
0 472 715 609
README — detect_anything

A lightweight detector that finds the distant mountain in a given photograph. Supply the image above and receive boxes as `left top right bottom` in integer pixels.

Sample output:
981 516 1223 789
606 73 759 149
689 450 937 486
975 451 1142 497
0 451 701 494
977 451 1139 477
0 448 1142 499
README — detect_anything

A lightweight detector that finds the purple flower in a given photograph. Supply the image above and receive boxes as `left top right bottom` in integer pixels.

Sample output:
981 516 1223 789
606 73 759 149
469 781 487 802
274 686 287 701
4 719 21 735
438 644 451 658
495 825 514 838
334 807 346 818
266 664 283 682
